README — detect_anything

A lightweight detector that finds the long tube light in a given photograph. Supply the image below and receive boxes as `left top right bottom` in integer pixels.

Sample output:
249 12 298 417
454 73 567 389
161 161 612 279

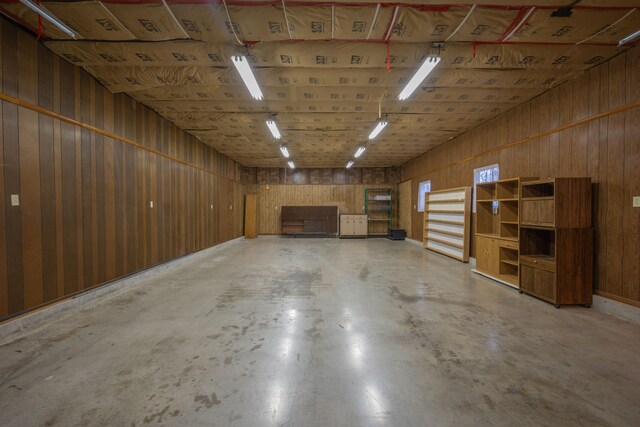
231 55 263 100
619 29 640 46
346 160 354 169
368 121 387 140
266 120 281 139
354 145 366 158
287 161 295 169
19 0 77 39
279 145 290 158
398 56 441 101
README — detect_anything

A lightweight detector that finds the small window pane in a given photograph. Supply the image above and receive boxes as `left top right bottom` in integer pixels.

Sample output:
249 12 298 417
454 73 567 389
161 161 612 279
417 180 431 212
473 164 499 212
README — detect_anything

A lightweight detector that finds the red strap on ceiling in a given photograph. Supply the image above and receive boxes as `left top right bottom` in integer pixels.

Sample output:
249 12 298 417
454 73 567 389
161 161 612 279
35 0 43 39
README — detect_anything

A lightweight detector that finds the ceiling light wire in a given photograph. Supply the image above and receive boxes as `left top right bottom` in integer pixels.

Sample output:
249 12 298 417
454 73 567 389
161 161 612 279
281 0 293 40
577 8 636 45
98 2 135 38
222 0 244 46
162 0 190 39
384 6 400 41
445 4 476 42
366 4 381 40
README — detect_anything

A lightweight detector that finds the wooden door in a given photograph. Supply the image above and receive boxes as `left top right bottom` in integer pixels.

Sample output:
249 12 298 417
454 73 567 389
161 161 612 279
476 236 491 272
398 180 412 238
244 194 258 238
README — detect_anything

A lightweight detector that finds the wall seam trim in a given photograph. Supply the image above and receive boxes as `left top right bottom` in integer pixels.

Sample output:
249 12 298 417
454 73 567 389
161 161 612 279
0 91 241 183
403 100 640 181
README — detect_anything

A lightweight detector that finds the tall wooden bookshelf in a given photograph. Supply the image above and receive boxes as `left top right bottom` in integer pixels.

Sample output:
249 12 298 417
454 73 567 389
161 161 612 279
474 178 534 288
519 178 592 307
365 188 392 237
423 187 472 262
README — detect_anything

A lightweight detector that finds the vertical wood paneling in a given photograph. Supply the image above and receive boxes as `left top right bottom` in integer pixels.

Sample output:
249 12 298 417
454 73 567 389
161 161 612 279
403 47 640 306
622 50 639 302
38 43 57 302
0 18 244 320
0 99 7 318
605 55 626 298
18 30 43 308
3 21 24 314
0 25 7 318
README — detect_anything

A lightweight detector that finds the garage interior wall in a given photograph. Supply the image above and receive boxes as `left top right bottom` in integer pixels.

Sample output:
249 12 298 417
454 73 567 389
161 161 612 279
243 166 399 235
402 46 639 307
0 18 245 320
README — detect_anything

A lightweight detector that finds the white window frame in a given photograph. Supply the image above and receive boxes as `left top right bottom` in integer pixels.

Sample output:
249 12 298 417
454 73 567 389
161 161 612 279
473 164 499 212
417 180 432 212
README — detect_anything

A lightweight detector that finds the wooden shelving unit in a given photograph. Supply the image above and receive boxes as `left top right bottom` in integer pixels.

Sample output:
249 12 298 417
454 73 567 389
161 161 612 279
365 188 392 237
474 177 534 288
423 187 472 262
519 178 593 307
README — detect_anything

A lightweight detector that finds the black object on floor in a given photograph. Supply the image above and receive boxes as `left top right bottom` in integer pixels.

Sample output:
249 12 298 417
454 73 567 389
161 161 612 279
387 228 406 240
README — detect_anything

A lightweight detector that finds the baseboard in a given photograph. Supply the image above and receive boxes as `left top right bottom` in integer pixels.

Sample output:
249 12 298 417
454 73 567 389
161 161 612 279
0 237 245 343
405 238 423 247
592 294 640 325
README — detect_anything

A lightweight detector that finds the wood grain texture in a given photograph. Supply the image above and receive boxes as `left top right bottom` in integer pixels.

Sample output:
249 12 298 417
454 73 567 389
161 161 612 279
403 46 640 306
245 184 395 235
398 180 412 239
0 18 244 321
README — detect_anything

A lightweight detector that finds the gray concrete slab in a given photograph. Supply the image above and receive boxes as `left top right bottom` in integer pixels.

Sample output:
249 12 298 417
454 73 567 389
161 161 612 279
1 238 639 426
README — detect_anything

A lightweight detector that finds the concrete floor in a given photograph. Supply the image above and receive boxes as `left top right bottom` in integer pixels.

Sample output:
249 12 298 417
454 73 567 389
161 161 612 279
1 238 639 427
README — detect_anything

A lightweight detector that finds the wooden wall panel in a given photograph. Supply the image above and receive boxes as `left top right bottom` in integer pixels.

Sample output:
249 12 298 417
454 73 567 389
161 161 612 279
398 180 412 239
245 184 395 235
0 17 244 321
402 46 640 307
243 166 400 186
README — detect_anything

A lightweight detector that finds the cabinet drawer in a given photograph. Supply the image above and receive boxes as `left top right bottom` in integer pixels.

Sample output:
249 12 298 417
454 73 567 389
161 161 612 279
499 240 518 250
520 264 555 301
520 255 555 272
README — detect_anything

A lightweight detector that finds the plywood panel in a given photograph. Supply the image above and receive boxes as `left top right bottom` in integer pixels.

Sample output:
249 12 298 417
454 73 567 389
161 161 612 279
0 18 244 320
246 184 395 235
398 180 412 239
402 46 640 306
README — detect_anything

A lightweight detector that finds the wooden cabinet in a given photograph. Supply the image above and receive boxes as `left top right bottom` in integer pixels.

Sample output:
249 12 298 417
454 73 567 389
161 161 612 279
475 236 499 273
474 178 535 287
339 214 367 238
281 206 338 237
519 178 592 307
365 188 392 237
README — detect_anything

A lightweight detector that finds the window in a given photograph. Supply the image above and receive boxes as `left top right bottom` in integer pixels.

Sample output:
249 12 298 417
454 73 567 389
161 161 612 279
473 164 499 212
417 180 432 212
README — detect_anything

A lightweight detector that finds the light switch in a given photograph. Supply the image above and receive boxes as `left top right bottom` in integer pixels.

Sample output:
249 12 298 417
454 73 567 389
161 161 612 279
633 196 640 208
210 204 214 210
11 194 19 206
229 205 233 210
149 201 154 208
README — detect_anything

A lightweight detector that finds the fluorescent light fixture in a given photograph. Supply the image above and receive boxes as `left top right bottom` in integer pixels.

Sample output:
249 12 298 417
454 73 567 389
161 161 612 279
368 121 387 140
354 145 366 158
346 161 354 169
398 56 441 101
266 120 281 139
287 161 295 169
619 29 640 46
279 145 290 158
19 0 77 39
231 55 263 100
